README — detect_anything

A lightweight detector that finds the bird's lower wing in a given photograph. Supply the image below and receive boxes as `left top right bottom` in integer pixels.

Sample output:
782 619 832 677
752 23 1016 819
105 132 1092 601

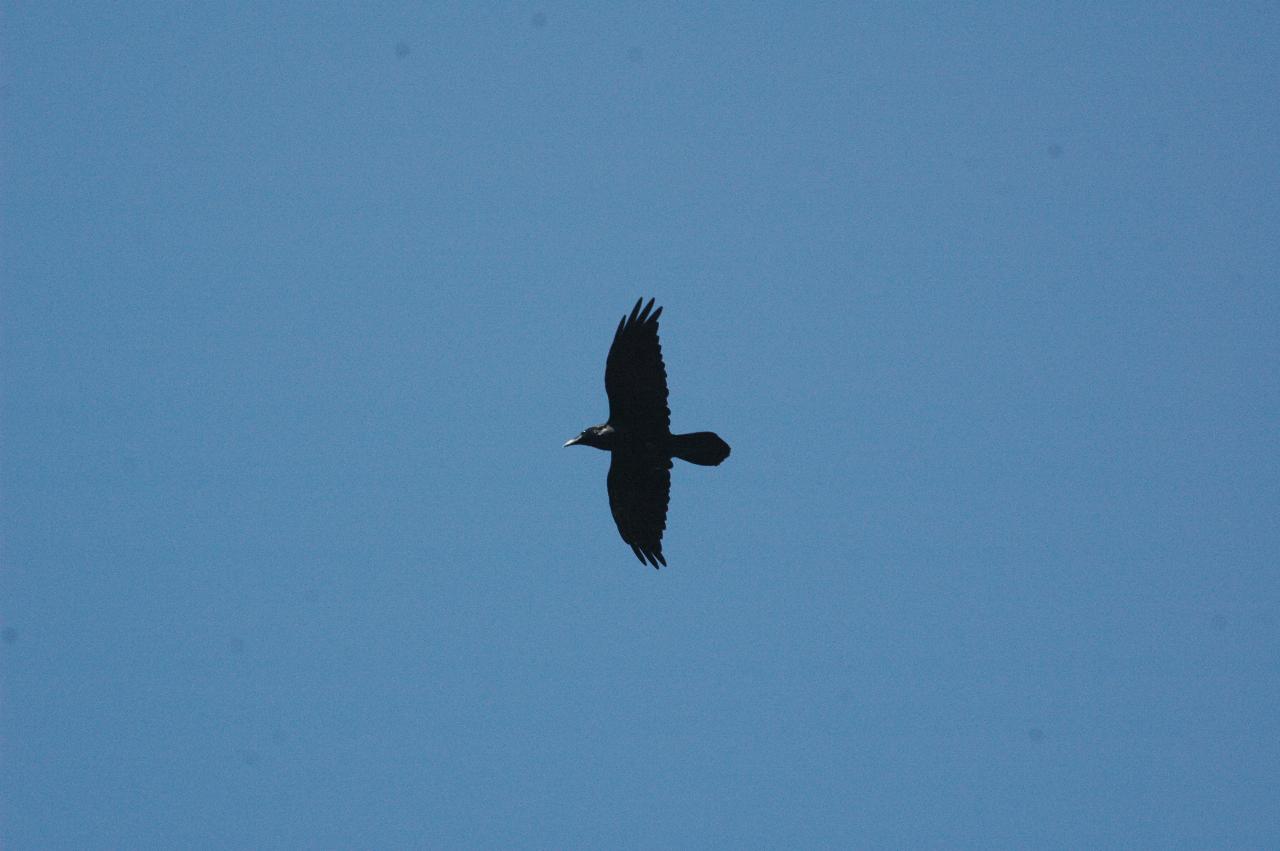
606 449 671 568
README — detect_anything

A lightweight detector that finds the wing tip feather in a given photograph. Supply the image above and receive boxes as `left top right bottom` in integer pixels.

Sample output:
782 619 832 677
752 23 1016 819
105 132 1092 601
629 542 666 569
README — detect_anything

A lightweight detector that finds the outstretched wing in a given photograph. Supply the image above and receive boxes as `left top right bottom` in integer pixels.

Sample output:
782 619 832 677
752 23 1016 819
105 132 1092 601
605 298 671 437
607 447 671 568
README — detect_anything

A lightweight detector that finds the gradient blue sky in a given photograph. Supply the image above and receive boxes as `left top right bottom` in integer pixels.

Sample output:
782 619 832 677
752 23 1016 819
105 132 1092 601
3 3 1278 848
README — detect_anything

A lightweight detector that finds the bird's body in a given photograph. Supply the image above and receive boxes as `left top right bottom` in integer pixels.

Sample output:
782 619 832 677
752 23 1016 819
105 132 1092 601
565 298 730 567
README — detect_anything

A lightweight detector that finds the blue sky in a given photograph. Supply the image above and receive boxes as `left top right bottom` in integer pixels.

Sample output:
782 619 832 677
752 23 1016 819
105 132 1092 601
3 3 1278 847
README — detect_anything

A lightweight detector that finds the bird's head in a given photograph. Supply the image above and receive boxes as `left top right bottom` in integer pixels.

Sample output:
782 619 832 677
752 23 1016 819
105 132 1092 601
564 423 615 450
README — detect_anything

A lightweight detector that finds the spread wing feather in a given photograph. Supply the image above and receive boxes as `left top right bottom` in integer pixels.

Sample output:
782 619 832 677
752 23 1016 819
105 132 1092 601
605 298 671 438
607 449 671 568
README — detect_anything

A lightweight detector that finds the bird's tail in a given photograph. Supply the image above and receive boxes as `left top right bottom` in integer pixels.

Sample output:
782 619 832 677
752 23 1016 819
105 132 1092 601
670 432 731 466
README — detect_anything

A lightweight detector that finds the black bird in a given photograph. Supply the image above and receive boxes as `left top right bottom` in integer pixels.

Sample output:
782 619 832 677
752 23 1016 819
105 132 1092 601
565 298 730 567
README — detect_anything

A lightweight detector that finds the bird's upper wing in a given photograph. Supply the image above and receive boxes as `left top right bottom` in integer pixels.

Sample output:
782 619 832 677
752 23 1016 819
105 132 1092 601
605 298 670 437
607 447 671 568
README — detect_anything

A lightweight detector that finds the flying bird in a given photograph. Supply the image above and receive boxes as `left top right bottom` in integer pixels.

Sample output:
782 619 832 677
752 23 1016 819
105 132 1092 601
565 298 730 567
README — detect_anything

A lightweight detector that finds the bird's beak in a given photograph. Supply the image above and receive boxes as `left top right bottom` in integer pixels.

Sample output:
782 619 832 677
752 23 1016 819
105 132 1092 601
563 436 581 447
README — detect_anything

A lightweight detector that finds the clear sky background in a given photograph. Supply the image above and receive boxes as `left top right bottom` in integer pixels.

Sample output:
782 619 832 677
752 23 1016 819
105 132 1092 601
3 3 1278 848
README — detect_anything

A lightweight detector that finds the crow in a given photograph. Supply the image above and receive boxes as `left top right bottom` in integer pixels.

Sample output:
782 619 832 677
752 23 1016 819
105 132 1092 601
565 298 730 567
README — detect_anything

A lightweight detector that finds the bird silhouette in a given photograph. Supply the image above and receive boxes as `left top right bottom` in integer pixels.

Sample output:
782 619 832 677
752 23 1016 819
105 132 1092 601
565 298 730 567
